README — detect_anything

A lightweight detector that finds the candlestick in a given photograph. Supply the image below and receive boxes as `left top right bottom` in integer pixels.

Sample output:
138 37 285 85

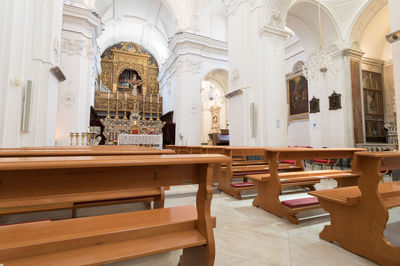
123 94 128 120
114 92 119 119
86 132 91 145
106 95 111 119
142 95 146 120
81 133 85 146
75 133 79 146
69 132 74 145
150 95 153 121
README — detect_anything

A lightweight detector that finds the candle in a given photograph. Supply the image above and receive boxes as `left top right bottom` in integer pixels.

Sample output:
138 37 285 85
108 91 110 100
150 94 152 103
143 94 145 103
125 92 127 101
116 91 119 100
157 94 159 103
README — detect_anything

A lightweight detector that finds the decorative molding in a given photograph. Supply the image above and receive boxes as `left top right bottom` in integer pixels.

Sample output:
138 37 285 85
61 37 85 56
258 25 292 39
224 0 248 16
231 69 240 84
361 57 385 68
175 58 203 74
53 38 60 63
159 32 228 82
61 93 75 105
249 0 263 11
189 104 199 114
343 47 365 60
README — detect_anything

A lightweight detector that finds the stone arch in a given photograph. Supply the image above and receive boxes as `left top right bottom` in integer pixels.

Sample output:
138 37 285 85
347 0 388 47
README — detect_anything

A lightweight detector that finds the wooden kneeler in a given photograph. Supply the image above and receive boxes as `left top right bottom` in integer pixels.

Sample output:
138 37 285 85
249 148 364 224
310 152 400 266
0 154 230 266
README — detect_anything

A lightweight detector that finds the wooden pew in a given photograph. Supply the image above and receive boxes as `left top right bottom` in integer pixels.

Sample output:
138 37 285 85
309 152 400 266
248 148 364 224
0 147 175 217
0 154 230 265
219 147 304 200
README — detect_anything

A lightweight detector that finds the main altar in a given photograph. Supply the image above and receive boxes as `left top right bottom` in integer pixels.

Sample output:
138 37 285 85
92 42 164 145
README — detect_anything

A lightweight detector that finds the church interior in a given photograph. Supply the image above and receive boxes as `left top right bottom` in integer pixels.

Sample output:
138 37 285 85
0 0 400 265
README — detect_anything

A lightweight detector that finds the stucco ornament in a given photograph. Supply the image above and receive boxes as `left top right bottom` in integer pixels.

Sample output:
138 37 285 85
189 104 199 114
53 38 60 63
61 37 85 56
62 93 75 105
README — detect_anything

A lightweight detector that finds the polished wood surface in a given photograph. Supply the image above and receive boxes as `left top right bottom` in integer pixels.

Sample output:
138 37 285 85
249 148 364 224
0 154 230 265
0 146 175 157
310 152 400 265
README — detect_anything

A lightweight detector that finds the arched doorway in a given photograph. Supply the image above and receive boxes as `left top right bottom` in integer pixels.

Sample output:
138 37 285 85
201 69 229 144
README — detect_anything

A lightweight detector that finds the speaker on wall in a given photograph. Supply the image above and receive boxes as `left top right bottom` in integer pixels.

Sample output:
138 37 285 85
21 80 32 132
250 102 256 138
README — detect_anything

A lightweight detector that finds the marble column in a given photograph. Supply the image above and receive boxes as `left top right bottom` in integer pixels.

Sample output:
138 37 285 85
0 0 64 147
55 4 101 145
343 48 365 146
389 0 400 149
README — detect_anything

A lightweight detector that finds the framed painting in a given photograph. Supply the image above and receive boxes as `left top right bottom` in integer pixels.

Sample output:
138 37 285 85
287 71 309 122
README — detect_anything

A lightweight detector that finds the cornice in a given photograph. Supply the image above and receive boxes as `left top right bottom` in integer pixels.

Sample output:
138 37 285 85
361 57 385 68
258 25 292 39
342 47 365 60
63 4 102 38
168 32 228 54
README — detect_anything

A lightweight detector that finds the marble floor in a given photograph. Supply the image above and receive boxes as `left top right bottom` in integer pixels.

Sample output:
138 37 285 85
1 179 399 266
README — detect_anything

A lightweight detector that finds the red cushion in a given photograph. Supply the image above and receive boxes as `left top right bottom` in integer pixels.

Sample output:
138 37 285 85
281 160 296 164
380 169 392 174
231 182 254 188
233 171 268 176
281 197 319 208
313 159 334 164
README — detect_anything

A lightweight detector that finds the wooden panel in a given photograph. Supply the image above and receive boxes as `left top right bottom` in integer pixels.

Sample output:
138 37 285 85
351 60 364 144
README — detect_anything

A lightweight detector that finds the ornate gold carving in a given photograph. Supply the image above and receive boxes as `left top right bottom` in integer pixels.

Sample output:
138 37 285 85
95 41 161 114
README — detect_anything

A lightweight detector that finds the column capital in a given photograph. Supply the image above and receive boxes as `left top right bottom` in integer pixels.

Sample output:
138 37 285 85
258 25 292 40
343 47 365 61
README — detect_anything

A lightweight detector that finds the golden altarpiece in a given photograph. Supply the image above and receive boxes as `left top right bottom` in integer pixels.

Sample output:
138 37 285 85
93 42 163 144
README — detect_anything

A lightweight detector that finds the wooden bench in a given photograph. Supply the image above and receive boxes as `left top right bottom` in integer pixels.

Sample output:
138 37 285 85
309 152 400 266
218 147 305 199
248 148 364 224
0 154 230 265
0 147 175 217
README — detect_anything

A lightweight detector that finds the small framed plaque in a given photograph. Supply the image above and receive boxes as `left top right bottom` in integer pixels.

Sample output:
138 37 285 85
309 97 320 113
329 91 342 110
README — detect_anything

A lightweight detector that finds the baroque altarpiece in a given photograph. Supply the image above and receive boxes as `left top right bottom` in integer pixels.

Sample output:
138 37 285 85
92 42 164 144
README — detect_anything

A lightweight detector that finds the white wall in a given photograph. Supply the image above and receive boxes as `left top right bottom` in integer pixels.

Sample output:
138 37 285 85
0 0 64 147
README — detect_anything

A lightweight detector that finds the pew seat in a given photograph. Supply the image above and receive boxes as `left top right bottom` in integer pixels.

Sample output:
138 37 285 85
309 181 400 208
0 205 214 265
